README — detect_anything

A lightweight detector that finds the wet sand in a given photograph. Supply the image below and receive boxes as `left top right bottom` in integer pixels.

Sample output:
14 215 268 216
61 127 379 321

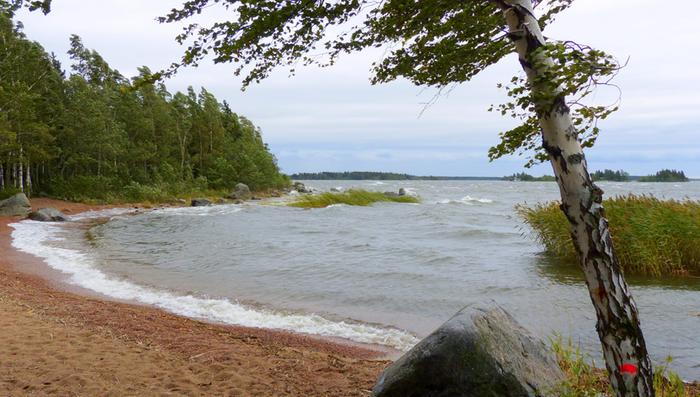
0 199 388 396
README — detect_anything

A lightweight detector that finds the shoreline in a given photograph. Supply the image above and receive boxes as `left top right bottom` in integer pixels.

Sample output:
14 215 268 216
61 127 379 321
0 198 388 396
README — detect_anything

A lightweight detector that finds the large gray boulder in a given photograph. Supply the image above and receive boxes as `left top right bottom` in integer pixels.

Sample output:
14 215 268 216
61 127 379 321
229 183 252 200
0 193 31 216
372 304 564 397
29 208 68 222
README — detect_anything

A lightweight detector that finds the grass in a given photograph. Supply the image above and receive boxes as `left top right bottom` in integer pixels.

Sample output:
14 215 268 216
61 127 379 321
517 195 700 276
550 336 698 396
288 189 419 208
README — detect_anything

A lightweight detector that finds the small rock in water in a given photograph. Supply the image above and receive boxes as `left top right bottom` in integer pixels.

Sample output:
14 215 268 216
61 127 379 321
398 188 407 196
29 207 68 222
0 193 31 216
191 198 211 207
293 182 313 193
372 304 564 397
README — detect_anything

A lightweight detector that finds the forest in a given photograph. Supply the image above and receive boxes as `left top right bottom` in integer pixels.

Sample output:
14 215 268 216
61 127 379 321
0 11 288 202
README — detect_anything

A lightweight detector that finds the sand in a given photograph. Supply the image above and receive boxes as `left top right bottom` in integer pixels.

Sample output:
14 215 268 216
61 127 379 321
0 199 388 396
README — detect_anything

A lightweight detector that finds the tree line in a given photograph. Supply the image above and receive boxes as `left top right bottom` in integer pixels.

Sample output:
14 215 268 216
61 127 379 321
0 12 288 201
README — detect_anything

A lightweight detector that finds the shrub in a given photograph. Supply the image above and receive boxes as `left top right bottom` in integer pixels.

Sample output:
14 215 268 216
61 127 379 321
0 186 24 200
517 195 700 276
289 189 419 208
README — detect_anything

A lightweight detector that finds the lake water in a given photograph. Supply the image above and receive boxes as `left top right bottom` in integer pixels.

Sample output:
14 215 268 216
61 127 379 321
11 180 700 379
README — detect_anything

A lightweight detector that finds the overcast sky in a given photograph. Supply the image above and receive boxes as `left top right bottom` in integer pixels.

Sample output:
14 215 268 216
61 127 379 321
16 0 700 177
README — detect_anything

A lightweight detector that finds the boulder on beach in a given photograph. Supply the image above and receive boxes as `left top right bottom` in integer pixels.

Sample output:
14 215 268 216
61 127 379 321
29 208 68 222
191 198 211 207
0 193 31 217
372 304 564 397
229 183 252 200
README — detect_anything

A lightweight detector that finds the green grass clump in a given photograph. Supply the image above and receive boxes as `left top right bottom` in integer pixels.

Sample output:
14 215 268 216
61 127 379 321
517 195 700 276
550 336 696 396
288 189 419 208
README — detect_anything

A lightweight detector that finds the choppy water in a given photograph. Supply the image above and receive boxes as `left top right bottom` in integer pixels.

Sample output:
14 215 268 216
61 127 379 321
11 181 700 379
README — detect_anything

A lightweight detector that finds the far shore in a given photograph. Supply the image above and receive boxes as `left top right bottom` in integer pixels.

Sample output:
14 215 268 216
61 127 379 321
0 198 388 396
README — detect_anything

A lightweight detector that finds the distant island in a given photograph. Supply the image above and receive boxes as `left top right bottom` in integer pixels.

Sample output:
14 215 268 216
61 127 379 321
638 169 689 182
591 169 630 182
291 170 693 182
502 173 556 182
290 172 501 181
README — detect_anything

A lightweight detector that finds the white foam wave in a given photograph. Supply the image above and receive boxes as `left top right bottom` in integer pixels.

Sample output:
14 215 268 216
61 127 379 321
151 205 244 217
435 195 494 205
10 214 418 351
462 195 493 204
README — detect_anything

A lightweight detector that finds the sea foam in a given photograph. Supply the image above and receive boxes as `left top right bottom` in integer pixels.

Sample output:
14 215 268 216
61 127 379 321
436 195 494 205
10 210 419 351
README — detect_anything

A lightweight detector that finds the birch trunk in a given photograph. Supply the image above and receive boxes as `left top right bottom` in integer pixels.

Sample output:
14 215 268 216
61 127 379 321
26 162 31 197
18 149 24 193
499 1 654 395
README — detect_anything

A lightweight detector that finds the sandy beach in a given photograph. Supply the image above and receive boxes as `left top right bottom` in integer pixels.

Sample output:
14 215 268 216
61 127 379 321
0 199 387 396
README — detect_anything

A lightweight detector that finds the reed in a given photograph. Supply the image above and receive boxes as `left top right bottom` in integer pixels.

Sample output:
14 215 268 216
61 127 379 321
518 195 700 276
288 189 419 208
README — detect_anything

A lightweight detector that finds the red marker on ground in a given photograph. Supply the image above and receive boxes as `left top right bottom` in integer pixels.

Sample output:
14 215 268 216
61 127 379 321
620 363 638 375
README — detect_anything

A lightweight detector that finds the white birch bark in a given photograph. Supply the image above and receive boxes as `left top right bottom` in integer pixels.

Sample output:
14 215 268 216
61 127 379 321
26 162 31 197
498 0 655 395
18 146 24 192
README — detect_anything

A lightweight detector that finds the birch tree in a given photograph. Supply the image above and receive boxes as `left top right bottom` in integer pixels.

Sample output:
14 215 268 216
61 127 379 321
155 0 654 395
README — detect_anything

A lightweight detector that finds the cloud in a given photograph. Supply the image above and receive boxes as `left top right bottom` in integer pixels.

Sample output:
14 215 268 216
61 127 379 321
16 0 700 177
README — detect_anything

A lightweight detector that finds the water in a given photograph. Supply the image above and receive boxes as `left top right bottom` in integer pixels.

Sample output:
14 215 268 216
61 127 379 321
13 181 700 378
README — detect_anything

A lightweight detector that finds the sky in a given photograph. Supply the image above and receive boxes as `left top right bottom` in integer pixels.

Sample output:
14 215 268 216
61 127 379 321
16 0 700 177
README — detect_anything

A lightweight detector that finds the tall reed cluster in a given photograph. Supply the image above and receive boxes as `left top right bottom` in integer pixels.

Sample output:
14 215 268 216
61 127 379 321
518 195 700 276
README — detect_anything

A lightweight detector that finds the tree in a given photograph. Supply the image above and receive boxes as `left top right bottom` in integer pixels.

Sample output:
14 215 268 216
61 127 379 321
157 0 654 395
0 5 289 199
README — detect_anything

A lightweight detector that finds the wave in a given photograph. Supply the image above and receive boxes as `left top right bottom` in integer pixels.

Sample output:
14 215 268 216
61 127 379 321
10 213 418 351
151 205 245 217
435 195 494 205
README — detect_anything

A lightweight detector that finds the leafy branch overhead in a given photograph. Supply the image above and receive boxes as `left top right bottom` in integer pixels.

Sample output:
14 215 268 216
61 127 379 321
155 0 618 164
489 41 624 167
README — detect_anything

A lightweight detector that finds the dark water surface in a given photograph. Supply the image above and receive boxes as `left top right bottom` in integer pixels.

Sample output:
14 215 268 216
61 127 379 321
87 181 700 378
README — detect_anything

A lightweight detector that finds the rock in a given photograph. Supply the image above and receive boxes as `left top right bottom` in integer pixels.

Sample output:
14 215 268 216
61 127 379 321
383 191 400 198
293 182 313 194
330 187 343 192
175 198 187 205
216 198 228 204
398 188 407 196
372 304 564 397
0 193 31 216
229 183 252 200
29 208 68 222
191 198 211 207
